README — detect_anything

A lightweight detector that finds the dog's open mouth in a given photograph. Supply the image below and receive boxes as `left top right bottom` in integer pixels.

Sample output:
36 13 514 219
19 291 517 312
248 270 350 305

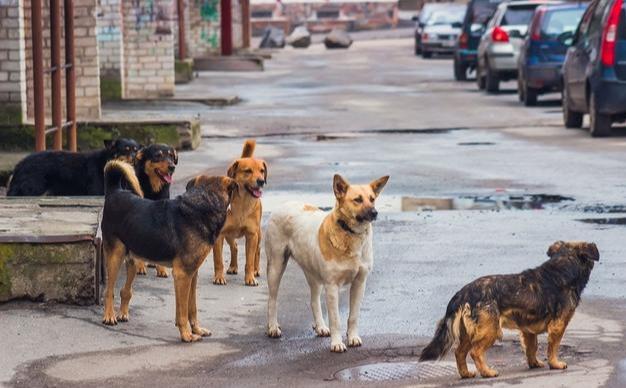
246 185 263 198
155 169 173 184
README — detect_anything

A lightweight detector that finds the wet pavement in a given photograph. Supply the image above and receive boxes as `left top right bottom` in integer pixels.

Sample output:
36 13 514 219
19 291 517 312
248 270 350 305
2 39 626 387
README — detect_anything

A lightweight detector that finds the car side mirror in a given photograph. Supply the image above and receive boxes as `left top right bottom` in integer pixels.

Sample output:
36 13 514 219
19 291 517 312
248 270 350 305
557 30 575 46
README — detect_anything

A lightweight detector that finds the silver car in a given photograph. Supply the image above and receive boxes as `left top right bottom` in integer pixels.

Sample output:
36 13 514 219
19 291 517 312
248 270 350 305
476 0 558 93
420 5 467 58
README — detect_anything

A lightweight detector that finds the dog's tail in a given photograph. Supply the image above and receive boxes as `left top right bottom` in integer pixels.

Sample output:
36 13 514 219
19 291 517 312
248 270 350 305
104 160 143 197
241 139 256 158
419 298 470 362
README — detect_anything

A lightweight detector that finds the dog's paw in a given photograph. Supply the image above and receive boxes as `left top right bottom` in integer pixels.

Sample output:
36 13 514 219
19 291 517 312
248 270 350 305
245 276 259 286
116 312 130 322
254 270 261 278
155 267 169 278
460 371 476 379
226 267 238 275
136 266 147 275
330 342 347 353
180 332 203 343
192 326 212 337
313 324 330 337
347 335 362 347
528 359 545 369
267 324 282 338
102 313 118 326
479 368 499 378
549 361 567 370
213 276 227 285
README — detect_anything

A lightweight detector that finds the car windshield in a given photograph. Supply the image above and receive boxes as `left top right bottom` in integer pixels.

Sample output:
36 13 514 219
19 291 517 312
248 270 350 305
501 5 538 26
541 8 586 39
470 0 501 25
426 9 465 25
419 5 443 23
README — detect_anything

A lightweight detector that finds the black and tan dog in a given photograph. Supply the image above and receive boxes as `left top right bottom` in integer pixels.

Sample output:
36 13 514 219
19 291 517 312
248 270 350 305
7 138 139 196
100 160 237 342
212 139 267 286
420 241 599 379
132 144 178 278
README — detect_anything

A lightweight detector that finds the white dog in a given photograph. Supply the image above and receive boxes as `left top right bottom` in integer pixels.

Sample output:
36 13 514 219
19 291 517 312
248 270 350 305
265 174 389 352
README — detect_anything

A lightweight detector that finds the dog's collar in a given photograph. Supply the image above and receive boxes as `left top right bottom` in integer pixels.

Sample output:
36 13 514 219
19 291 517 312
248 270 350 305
337 219 357 235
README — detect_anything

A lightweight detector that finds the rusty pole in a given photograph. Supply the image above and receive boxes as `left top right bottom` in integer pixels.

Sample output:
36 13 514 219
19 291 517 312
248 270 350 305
31 0 45 151
177 0 186 59
220 0 233 55
241 0 250 48
50 0 63 150
64 0 77 151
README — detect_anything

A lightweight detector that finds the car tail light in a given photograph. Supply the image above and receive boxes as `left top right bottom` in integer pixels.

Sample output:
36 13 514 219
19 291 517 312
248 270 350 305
422 33 429 42
492 26 509 43
601 0 623 66
459 32 468 49
530 7 547 41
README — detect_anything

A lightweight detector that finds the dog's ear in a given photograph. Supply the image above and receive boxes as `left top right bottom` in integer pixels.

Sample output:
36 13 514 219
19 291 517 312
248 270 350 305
547 241 565 257
262 161 268 183
224 177 239 195
579 242 600 262
104 139 114 150
135 149 144 161
333 174 350 199
172 149 178 165
370 175 389 197
227 161 239 178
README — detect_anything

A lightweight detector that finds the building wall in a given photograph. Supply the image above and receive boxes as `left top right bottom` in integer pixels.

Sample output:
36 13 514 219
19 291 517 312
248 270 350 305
186 0 243 58
0 0 28 124
97 0 122 79
121 0 175 98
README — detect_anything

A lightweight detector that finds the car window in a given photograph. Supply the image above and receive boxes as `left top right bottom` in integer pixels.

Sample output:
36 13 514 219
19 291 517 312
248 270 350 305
470 0 501 25
426 9 466 25
577 0 597 38
501 5 538 26
542 8 587 39
587 0 612 37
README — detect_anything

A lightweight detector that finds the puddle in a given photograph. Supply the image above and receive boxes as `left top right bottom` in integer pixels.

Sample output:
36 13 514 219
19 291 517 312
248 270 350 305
457 142 495 146
334 361 457 382
578 217 626 225
363 127 467 135
579 204 626 214
263 192 573 213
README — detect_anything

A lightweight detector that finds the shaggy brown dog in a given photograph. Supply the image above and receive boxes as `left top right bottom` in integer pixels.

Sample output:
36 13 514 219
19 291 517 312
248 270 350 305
212 139 267 286
419 241 599 379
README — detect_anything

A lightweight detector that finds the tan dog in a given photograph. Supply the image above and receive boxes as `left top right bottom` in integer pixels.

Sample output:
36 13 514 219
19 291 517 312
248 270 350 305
265 174 389 352
212 139 267 286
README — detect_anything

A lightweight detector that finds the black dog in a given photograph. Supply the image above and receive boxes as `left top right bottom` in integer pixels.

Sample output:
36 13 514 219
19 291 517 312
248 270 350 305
132 144 178 277
7 138 140 196
100 160 237 342
420 241 599 379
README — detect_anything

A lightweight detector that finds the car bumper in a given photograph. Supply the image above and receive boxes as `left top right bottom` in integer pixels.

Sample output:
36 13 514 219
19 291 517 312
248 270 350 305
526 64 562 90
487 44 518 72
457 49 477 65
594 78 626 116
422 42 456 53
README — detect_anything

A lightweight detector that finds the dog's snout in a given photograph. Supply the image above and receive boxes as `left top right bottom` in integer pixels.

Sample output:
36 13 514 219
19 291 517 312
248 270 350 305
369 208 378 220
168 164 176 173
256 178 265 187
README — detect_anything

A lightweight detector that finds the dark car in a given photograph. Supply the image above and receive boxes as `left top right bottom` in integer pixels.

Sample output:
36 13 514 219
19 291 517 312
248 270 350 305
453 0 505 80
517 3 588 106
562 0 626 136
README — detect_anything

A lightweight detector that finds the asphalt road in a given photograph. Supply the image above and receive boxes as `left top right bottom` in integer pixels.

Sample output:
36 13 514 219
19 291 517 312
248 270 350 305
2 39 626 387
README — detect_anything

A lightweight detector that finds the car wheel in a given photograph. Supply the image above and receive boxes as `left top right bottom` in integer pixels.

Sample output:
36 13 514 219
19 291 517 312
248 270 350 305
589 92 612 137
517 78 524 102
523 84 538 107
422 50 432 59
415 42 421 56
485 60 499 93
562 86 583 128
476 63 486 90
454 58 467 81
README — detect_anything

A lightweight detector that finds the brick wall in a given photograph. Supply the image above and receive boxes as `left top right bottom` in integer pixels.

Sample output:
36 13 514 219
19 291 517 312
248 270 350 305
21 0 101 121
96 0 122 78
121 0 175 98
0 0 27 124
186 0 243 58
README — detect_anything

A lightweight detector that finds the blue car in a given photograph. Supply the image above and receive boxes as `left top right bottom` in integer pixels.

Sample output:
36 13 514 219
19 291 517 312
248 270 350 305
562 0 626 136
517 3 588 106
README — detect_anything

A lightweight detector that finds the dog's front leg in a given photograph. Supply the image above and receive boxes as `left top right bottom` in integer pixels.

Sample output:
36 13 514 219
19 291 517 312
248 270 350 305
325 284 346 352
173 259 201 342
347 272 368 347
244 232 259 286
188 269 211 337
547 317 571 369
212 234 227 285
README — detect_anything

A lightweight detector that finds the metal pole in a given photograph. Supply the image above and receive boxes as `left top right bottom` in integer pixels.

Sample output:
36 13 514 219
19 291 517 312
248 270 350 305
64 0 77 151
177 0 186 59
50 0 63 150
31 0 46 151
241 0 250 48
220 0 232 56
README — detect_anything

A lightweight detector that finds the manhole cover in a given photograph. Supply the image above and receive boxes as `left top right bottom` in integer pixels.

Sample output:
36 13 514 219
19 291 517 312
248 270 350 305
334 361 457 382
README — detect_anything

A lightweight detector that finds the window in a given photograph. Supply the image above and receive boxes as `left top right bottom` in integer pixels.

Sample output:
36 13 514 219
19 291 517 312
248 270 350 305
501 5 537 26
317 10 340 19
542 8 587 40
251 10 272 19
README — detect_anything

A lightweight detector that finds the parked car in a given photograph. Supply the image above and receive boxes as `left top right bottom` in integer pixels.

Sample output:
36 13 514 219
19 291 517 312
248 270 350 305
421 5 467 58
454 0 505 80
477 0 559 92
415 3 450 55
517 3 588 106
562 0 626 136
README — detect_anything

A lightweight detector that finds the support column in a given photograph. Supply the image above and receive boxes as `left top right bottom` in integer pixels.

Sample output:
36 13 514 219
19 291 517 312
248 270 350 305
220 0 232 55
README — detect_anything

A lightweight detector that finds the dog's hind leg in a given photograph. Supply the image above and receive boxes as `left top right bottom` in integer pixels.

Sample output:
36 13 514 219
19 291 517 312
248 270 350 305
547 315 572 370
173 258 201 342
117 257 137 322
304 273 329 337
455 326 476 378
189 269 211 337
253 227 262 278
226 236 238 275
155 265 169 278
468 310 500 378
135 260 147 275
266 244 289 338
102 239 125 326
325 284 346 352
520 331 544 368
212 235 227 285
